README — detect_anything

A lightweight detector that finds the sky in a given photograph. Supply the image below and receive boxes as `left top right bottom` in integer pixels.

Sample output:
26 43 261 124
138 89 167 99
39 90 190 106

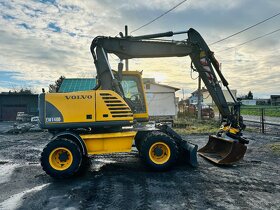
0 0 280 99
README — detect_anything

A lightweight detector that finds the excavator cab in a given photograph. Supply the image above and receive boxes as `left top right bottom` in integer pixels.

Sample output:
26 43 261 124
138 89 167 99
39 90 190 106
121 71 149 122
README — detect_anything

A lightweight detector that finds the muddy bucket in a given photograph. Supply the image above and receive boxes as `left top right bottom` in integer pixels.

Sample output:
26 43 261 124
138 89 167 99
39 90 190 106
198 135 247 165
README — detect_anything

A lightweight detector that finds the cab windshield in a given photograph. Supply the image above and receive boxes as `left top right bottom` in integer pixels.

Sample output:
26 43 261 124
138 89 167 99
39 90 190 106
121 75 146 113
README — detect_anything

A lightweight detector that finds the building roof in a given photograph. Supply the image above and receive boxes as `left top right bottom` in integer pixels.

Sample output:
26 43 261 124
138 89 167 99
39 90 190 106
191 87 237 95
191 87 208 95
153 83 180 91
0 92 38 96
58 77 180 93
143 78 156 83
143 78 180 91
59 78 96 93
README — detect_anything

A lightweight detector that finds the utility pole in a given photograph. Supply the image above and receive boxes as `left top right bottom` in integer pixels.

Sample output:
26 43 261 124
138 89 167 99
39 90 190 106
125 25 129 71
197 77 202 120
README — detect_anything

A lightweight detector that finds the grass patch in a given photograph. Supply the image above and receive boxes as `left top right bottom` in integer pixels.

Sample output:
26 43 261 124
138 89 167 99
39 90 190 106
268 142 280 155
174 119 220 135
241 106 280 117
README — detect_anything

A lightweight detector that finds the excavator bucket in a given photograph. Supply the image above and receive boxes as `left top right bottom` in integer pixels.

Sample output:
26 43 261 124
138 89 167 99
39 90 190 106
198 135 247 165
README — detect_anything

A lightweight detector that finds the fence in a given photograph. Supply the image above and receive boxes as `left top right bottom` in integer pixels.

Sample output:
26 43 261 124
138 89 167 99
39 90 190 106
240 106 280 134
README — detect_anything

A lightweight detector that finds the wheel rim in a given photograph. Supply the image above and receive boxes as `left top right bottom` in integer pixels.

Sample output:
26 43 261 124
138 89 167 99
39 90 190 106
149 142 171 164
49 147 73 171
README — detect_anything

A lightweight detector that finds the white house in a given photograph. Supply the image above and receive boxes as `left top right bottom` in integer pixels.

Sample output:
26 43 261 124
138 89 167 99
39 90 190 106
143 78 179 122
241 100 257 105
189 87 237 105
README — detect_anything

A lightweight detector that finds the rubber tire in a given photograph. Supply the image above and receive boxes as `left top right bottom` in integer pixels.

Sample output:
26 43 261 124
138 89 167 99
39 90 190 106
141 132 178 171
41 139 82 179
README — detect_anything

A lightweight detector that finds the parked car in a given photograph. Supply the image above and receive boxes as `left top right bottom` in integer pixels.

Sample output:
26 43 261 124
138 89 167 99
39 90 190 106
187 104 215 118
201 105 215 118
31 116 39 123
16 112 32 122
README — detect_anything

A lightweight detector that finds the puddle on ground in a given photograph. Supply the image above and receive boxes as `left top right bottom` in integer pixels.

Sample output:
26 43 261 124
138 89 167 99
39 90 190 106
0 163 19 184
0 183 50 210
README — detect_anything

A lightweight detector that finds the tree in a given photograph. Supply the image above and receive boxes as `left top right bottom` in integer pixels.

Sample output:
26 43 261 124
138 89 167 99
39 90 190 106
49 76 65 93
5 88 33 94
19 88 32 94
246 91 253 99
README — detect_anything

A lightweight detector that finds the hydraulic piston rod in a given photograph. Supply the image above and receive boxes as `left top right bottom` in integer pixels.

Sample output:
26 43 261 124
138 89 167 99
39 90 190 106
130 30 189 40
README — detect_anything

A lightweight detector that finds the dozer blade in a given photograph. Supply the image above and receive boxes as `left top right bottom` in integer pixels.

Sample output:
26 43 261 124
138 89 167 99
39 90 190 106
179 140 198 167
198 135 247 165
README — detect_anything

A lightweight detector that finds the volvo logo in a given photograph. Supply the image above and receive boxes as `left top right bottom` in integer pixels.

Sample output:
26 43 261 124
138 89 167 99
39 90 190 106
65 95 93 100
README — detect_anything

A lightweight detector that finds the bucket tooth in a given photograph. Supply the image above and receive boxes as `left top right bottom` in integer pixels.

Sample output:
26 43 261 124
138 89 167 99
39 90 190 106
198 135 247 165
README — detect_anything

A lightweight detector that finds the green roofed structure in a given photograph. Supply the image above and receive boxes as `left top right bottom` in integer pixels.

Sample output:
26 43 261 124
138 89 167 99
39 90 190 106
58 78 96 93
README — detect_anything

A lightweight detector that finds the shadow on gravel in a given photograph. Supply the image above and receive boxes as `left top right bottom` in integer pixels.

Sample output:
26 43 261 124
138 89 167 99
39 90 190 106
19 154 210 210
1 132 279 210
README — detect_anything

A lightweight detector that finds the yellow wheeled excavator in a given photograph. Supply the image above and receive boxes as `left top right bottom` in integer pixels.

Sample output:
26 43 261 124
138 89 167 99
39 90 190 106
39 28 249 178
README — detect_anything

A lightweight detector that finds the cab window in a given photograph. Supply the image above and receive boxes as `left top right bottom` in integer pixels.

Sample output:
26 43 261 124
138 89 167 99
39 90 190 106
121 75 146 113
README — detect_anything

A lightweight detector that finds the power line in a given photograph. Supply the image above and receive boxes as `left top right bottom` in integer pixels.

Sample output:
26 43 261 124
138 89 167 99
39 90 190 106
210 11 280 45
130 0 188 34
217 28 280 52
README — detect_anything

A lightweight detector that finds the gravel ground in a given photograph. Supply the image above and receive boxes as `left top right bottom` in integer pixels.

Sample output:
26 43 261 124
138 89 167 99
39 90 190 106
0 129 279 210
243 116 280 135
243 115 280 124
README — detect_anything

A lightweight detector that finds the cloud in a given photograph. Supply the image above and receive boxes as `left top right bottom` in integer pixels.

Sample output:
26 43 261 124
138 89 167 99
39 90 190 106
0 0 280 98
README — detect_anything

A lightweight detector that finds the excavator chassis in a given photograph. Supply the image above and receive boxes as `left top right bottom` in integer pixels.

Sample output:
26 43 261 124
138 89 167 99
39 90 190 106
198 135 247 165
40 124 198 178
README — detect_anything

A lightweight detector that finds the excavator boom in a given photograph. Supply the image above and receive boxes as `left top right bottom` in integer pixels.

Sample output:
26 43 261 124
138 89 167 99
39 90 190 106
91 28 249 165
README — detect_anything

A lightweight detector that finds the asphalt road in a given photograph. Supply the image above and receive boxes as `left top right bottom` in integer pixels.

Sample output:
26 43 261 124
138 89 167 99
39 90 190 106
0 130 279 210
